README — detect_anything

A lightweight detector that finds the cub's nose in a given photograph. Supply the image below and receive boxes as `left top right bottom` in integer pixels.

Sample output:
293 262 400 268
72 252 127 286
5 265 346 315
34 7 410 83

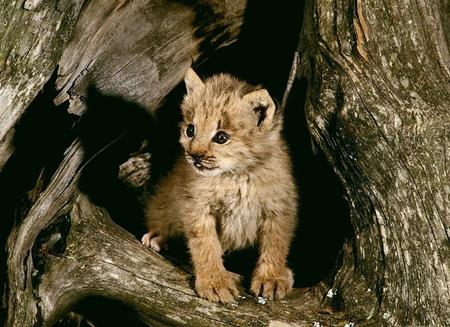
191 153 203 164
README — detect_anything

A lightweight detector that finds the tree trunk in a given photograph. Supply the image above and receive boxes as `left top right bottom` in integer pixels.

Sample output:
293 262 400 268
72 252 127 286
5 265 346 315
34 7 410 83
0 0 84 169
299 0 450 325
2 0 449 326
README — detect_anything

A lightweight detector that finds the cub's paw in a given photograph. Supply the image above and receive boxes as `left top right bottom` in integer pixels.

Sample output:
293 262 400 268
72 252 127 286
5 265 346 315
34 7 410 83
195 270 240 303
141 231 164 252
251 264 294 300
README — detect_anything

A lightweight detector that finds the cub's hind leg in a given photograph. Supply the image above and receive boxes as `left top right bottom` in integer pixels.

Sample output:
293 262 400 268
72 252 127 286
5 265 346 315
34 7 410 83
142 195 182 252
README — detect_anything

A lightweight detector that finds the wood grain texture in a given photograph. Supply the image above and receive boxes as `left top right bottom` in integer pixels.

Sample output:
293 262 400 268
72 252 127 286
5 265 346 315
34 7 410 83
7 142 348 326
0 0 85 171
36 193 348 326
300 0 450 324
6 141 84 326
54 0 247 115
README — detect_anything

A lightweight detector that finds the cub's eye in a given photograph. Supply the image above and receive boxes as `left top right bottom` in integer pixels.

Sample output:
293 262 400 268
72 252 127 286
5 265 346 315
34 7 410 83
213 131 230 144
186 124 195 138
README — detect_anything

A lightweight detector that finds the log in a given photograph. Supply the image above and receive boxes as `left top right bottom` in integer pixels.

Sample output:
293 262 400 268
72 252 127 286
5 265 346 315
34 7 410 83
37 193 349 326
7 140 348 325
300 0 450 324
0 0 85 170
6 141 84 326
54 0 247 115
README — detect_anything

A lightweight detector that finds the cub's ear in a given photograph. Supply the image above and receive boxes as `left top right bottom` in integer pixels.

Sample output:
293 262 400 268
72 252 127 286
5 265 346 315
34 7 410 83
243 89 276 128
184 68 204 95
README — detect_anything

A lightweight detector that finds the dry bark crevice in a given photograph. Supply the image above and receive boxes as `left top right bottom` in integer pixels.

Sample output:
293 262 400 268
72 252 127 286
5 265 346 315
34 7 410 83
300 0 450 324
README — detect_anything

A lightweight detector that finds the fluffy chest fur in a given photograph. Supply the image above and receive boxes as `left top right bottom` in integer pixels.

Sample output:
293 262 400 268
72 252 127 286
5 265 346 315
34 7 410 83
193 172 264 252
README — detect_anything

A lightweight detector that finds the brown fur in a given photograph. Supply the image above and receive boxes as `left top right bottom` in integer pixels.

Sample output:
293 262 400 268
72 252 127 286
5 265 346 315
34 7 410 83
142 68 298 303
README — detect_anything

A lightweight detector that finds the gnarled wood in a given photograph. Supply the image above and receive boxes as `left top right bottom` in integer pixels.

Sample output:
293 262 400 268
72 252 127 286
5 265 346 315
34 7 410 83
54 0 247 115
0 0 85 171
6 141 84 326
300 0 450 324
37 193 348 326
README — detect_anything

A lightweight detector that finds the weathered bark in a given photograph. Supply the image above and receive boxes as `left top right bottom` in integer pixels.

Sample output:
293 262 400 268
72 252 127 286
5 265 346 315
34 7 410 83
6 141 349 326
3 0 450 325
300 0 450 325
6 141 84 326
36 192 347 326
54 0 247 115
0 0 84 170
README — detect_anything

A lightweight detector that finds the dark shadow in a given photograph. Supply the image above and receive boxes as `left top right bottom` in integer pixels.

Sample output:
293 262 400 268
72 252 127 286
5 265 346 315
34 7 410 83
76 87 154 238
170 0 232 61
57 297 148 327
169 0 351 288
146 84 184 190
284 79 352 287
0 70 76 325
195 0 304 100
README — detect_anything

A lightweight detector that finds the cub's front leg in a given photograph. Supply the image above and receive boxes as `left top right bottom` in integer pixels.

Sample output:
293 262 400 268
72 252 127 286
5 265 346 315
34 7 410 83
185 212 240 303
251 207 296 300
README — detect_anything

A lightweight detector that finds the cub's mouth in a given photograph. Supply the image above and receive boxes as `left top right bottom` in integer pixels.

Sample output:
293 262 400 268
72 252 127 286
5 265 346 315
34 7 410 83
194 162 213 170
191 162 221 177
191 162 218 172
186 156 219 175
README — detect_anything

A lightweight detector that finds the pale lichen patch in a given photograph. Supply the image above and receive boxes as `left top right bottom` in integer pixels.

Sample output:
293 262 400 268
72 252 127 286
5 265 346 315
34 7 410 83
166 314 187 324
326 288 336 298
400 77 409 88
24 0 44 11
404 250 411 266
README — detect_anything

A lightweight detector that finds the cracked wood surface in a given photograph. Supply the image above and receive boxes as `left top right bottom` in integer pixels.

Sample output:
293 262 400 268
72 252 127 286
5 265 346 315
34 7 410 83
54 0 247 115
0 0 85 171
7 141 348 326
37 193 347 326
6 141 84 326
300 0 450 325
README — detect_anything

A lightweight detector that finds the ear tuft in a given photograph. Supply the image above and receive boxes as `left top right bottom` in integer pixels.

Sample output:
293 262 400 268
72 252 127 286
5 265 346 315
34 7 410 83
184 68 204 95
254 105 268 127
243 89 276 128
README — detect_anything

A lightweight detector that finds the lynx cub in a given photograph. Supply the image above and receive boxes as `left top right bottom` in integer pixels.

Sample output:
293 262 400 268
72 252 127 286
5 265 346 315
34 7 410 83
142 68 298 303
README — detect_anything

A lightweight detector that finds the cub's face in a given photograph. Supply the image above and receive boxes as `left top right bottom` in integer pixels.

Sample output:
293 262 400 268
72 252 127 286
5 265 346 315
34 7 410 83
179 68 277 177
